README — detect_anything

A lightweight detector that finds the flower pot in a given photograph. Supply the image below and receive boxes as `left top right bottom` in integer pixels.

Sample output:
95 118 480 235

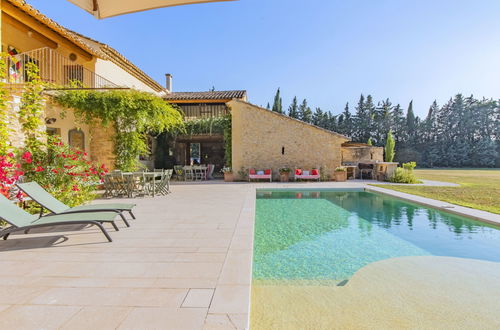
224 172 234 182
334 171 347 182
279 172 290 182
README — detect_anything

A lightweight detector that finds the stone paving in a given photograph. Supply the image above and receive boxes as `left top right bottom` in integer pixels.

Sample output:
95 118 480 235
0 179 498 329
0 183 254 330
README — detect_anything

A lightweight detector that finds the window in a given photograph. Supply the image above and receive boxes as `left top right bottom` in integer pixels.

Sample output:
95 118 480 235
190 143 201 165
68 129 85 151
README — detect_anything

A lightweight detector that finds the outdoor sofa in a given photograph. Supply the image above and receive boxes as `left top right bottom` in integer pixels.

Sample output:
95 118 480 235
248 168 272 182
294 168 320 181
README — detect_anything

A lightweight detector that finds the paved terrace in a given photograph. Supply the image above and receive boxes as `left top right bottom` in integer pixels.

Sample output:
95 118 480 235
0 180 499 329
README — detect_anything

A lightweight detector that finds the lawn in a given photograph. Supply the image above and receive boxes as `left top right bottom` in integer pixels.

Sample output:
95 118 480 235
373 169 500 214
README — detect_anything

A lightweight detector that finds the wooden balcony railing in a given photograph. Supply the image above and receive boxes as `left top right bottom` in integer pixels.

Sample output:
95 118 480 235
5 47 119 89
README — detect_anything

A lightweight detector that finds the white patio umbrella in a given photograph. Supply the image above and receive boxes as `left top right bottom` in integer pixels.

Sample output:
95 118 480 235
67 0 236 19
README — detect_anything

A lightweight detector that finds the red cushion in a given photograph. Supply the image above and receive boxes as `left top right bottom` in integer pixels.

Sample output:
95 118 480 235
295 169 302 175
311 169 319 175
264 169 271 175
249 168 256 175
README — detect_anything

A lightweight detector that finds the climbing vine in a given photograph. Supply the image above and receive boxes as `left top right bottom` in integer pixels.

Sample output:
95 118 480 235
222 113 232 167
54 89 184 171
19 62 46 152
184 116 228 136
0 54 11 154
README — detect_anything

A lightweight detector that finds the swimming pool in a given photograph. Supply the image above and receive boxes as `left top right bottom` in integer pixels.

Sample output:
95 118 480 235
253 189 500 283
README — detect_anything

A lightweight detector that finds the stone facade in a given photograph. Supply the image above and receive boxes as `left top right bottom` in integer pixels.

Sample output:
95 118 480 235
89 119 116 169
341 145 384 163
229 100 349 180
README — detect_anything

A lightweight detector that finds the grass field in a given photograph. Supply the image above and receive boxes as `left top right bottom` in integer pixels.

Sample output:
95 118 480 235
374 169 500 214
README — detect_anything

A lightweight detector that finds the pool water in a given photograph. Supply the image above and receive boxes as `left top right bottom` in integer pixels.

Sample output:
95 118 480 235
253 189 500 283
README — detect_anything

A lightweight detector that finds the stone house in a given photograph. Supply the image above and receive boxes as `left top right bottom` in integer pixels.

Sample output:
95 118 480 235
1 0 382 175
229 100 350 179
1 0 166 167
161 89 247 173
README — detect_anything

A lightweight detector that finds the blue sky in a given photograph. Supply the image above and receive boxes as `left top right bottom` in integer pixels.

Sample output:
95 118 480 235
27 0 500 117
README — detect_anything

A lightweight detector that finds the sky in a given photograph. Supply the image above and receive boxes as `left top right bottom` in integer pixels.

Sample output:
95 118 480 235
26 0 500 117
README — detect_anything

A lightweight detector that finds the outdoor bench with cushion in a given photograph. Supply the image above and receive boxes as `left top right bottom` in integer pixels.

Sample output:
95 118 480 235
248 168 272 182
294 168 320 181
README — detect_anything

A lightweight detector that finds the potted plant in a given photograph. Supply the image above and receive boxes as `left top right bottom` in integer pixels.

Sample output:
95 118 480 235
278 167 291 182
221 167 234 182
334 166 347 182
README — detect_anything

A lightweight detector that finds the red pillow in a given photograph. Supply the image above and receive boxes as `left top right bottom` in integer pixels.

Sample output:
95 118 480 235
249 168 256 175
311 169 319 175
295 169 302 175
264 169 271 175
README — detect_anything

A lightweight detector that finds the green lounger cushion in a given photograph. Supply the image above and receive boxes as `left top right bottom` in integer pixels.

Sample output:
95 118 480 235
0 194 118 226
17 182 135 214
0 194 117 242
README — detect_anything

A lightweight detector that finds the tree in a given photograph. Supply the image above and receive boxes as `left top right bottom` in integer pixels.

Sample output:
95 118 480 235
337 103 353 137
385 130 395 162
271 88 283 114
288 96 299 119
367 138 373 146
298 99 312 123
406 100 416 143
266 102 270 110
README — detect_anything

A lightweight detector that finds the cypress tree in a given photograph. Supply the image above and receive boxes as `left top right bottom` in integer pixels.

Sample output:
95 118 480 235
385 130 395 162
271 88 283 114
406 100 416 142
266 102 270 110
367 138 373 146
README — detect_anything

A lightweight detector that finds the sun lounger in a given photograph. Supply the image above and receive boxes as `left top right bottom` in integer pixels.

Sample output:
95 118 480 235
0 194 117 242
17 182 135 227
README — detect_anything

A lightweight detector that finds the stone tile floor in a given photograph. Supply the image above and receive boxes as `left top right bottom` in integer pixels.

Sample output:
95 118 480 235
0 183 254 330
0 179 498 330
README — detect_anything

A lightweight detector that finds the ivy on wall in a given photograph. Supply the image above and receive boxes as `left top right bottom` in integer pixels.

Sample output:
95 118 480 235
19 62 46 152
183 116 228 136
222 113 232 167
54 89 184 171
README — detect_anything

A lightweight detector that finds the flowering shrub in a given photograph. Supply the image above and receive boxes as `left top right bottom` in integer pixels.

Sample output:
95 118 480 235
19 136 108 207
0 152 24 199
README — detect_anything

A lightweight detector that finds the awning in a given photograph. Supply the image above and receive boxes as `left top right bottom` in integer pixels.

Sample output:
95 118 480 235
66 0 236 19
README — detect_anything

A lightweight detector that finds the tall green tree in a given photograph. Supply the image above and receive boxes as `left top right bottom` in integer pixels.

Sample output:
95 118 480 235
271 88 283 114
385 129 395 162
298 99 313 123
338 102 353 137
288 96 299 119
406 100 416 142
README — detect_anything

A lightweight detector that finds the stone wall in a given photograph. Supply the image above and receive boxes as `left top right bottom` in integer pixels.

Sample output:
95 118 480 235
89 119 116 170
341 146 384 163
5 85 26 149
229 100 349 180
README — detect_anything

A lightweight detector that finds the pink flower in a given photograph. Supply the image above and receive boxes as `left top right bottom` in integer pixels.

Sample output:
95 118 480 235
35 166 44 172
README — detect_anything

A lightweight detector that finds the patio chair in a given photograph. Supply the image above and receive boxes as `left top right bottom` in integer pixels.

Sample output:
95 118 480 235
153 169 173 195
184 166 194 181
173 165 184 181
0 194 117 242
17 182 135 226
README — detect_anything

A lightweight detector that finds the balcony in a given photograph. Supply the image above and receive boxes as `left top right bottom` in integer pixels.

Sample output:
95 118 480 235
5 47 119 89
